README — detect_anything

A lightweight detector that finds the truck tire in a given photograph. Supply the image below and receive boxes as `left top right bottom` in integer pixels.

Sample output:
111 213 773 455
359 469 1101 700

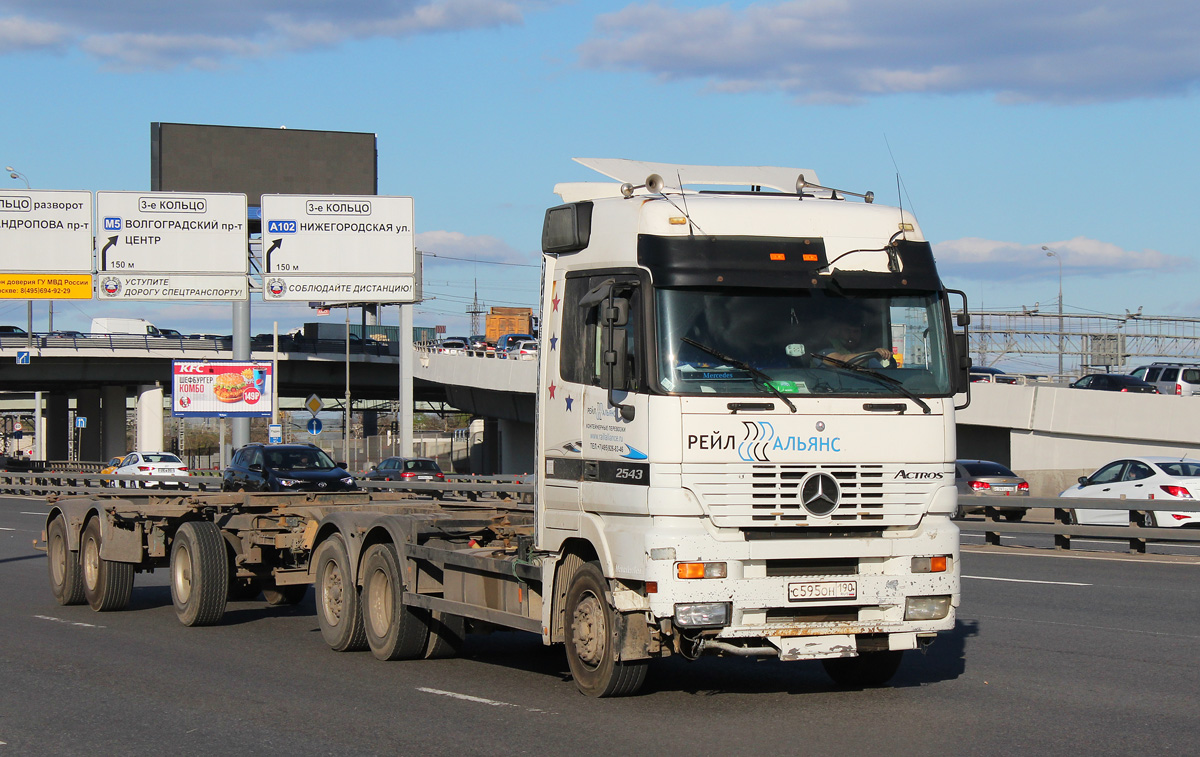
564 561 648 697
81 518 134 612
314 535 367 652
821 650 905 688
171 521 229 626
47 516 85 606
423 611 466 659
262 583 308 606
360 543 429 661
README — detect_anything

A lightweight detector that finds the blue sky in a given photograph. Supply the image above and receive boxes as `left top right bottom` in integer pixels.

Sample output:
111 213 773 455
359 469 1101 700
2 0 1199 341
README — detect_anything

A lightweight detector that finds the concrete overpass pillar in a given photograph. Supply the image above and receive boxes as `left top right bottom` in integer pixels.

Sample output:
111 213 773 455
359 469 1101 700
498 419 535 475
136 384 164 452
77 388 102 462
45 393 69 461
102 385 128 460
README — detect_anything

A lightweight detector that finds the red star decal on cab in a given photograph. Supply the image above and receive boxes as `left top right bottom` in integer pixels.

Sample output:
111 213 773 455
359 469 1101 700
548 382 556 399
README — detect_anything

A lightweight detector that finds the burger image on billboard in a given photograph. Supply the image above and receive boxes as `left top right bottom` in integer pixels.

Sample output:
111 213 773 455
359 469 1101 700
213 372 248 403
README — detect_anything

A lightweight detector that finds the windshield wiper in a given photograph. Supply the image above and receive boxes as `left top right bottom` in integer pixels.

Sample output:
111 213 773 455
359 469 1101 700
680 337 796 413
810 354 931 414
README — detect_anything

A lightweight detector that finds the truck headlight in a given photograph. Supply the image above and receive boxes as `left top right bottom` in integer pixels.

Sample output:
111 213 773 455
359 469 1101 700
674 602 730 627
676 561 727 579
905 595 951 621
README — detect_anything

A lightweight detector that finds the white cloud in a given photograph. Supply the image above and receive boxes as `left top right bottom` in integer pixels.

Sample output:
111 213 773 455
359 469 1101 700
578 1 1200 104
417 229 534 265
0 14 69 51
933 236 1191 281
0 0 534 69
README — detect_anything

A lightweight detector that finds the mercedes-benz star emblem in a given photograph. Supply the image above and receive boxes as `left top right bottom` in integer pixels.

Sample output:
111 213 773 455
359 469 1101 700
800 472 840 517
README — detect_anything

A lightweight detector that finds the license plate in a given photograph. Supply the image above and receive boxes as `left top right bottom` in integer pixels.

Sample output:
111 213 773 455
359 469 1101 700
788 580 857 601
417 476 432 481
992 485 1014 492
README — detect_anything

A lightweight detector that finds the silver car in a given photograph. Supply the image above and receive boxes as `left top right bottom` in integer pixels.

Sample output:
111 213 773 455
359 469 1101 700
955 459 1030 520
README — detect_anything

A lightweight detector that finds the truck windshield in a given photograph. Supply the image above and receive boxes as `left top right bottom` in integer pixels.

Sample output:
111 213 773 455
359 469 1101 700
654 288 952 398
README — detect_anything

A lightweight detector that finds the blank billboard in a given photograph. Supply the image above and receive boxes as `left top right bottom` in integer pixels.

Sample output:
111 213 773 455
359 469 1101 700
151 123 377 206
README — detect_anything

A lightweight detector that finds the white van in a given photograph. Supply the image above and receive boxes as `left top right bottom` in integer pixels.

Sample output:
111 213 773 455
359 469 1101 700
90 318 161 336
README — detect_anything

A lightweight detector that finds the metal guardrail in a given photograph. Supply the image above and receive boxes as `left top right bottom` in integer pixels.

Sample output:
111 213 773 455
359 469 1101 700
956 495 1200 554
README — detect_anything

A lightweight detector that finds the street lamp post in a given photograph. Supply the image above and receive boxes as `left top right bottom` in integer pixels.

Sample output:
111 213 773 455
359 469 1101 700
1042 246 1064 377
6 166 50 334
5 166 30 189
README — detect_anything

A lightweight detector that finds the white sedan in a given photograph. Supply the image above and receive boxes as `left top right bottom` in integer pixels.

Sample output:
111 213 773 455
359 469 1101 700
1058 456 1200 527
112 452 190 489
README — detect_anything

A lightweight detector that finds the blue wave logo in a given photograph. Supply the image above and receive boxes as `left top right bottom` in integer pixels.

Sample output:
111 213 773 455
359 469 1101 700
738 421 775 462
622 445 648 460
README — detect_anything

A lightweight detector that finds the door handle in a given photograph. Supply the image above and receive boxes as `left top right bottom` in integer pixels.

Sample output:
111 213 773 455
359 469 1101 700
584 461 599 481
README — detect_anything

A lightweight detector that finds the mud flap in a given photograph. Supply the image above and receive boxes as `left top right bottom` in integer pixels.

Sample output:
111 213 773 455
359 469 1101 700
770 634 856 661
614 611 653 661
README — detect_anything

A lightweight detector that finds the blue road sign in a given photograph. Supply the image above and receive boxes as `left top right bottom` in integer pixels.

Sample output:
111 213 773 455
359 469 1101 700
15 351 30 365
76 416 87 428
268 423 283 444
307 418 322 435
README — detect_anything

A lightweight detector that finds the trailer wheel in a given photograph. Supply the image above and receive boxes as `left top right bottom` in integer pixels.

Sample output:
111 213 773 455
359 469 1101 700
361 543 429 660
47 516 85 606
314 535 367 652
821 650 905 688
171 521 229 626
564 561 647 697
81 518 134 612
263 583 308 606
423 611 466 659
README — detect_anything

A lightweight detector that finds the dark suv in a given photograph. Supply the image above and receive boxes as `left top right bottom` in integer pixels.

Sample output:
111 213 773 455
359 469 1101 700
222 443 358 492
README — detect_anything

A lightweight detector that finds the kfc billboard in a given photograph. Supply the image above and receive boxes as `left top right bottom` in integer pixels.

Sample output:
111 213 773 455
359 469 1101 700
172 360 273 417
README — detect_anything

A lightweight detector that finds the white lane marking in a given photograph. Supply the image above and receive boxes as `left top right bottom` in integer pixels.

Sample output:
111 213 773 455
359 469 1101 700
20 512 50 516
416 687 554 714
970 613 1200 641
0 527 16 531
963 575 1091 586
34 614 105 629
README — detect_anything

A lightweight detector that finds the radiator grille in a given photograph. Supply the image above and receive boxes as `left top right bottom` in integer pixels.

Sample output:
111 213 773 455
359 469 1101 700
683 463 942 529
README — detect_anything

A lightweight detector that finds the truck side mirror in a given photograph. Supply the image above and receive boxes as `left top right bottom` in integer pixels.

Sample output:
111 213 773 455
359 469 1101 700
600 295 635 422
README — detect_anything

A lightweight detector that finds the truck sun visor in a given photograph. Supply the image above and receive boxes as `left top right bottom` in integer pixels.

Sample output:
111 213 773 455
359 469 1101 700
637 235 829 288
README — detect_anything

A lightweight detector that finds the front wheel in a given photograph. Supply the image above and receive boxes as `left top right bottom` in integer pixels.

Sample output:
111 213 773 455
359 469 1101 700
822 650 904 688
81 518 133 612
564 561 648 697
1141 510 1157 528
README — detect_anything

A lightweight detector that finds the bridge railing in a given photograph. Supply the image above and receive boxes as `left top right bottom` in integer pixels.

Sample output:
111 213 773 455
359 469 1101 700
956 495 1200 554
0 333 395 356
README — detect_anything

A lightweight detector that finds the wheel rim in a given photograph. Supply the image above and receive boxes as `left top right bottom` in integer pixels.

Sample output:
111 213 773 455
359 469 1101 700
173 543 193 603
367 567 393 637
83 534 100 590
320 558 344 627
572 590 606 669
50 531 66 585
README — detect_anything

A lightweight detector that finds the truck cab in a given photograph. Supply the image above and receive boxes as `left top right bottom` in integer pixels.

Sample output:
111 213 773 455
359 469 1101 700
535 159 969 693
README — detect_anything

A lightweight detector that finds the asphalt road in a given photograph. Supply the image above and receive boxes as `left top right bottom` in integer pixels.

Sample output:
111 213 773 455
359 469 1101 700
2 497 1198 756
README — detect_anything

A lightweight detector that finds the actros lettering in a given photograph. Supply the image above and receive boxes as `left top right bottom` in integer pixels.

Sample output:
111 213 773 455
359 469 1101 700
894 470 944 480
